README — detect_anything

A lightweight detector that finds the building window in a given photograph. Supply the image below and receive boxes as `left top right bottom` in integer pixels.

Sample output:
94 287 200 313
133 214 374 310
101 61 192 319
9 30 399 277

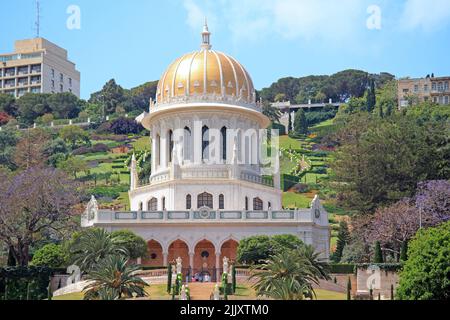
445 96 449 105
197 192 213 209
184 127 192 161
51 69 55 77
168 130 174 163
186 195 192 210
445 82 449 92
245 197 249 211
221 127 227 161
402 89 409 93
253 197 263 210
138 202 143 211
156 134 161 166
202 126 209 161
219 194 224 209
268 202 272 209
414 85 419 93
69 78 72 86
60 73 63 82
432 83 437 91
148 198 158 211
424 84 429 92
60 84 63 92
162 197 166 210
51 80 55 88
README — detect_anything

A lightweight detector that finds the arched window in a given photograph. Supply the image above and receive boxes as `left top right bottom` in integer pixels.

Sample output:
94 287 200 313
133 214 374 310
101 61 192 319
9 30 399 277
253 197 263 210
168 130 174 163
162 197 166 210
148 198 158 211
219 194 224 209
268 202 272 210
202 125 209 161
184 127 192 161
245 197 249 211
138 202 143 211
221 127 227 162
156 134 161 166
186 194 192 210
197 192 213 209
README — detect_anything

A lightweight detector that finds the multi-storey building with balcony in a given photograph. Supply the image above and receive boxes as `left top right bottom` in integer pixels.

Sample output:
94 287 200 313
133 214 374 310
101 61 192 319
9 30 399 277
0 38 80 98
398 75 450 107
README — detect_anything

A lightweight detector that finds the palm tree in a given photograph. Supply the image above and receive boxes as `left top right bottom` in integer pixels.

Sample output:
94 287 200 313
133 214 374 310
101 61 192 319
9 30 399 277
83 255 148 300
249 245 330 300
69 228 128 273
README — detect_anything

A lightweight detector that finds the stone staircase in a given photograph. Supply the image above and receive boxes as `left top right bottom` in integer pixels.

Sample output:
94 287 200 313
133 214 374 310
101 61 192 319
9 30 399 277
188 283 217 300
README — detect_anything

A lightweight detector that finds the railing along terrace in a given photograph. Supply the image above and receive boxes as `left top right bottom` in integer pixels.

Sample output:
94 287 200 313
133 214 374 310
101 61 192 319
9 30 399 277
96 209 308 223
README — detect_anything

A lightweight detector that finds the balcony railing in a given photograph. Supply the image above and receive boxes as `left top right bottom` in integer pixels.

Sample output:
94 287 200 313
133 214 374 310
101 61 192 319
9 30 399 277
85 209 311 225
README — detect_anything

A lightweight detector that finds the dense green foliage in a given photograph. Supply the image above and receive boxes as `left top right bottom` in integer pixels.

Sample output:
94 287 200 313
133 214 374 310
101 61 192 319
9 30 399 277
396 221 450 300
331 108 449 212
294 109 308 134
259 70 394 103
0 266 54 300
30 244 68 268
237 235 304 264
110 230 148 260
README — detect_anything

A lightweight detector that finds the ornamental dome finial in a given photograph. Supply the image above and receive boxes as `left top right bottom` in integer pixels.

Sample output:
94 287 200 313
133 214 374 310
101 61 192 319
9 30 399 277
201 18 212 50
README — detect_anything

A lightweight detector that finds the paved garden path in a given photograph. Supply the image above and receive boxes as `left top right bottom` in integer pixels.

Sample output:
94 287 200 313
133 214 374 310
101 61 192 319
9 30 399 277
188 283 217 300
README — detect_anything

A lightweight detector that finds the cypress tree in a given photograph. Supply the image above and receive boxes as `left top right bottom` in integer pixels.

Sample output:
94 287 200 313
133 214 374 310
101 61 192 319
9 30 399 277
333 220 350 263
346 277 352 300
294 109 308 135
374 241 384 263
390 284 394 300
400 241 408 262
167 263 172 293
231 265 236 294
366 78 376 113
287 112 292 134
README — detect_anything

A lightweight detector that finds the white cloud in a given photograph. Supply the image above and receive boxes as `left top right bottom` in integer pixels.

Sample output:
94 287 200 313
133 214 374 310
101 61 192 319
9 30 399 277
182 0 368 43
400 0 450 31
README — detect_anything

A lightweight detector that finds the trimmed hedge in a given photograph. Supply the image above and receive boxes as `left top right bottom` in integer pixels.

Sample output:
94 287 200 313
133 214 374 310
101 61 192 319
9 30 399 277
0 266 54 300
356 263 403 272
329 263 356 274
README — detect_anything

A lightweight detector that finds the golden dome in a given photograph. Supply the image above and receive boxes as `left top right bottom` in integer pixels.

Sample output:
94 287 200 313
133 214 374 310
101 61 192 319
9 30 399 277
156 23 256 106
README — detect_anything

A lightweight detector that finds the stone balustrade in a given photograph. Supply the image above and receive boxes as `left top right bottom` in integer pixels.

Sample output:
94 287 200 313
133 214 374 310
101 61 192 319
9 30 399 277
83 208 313 226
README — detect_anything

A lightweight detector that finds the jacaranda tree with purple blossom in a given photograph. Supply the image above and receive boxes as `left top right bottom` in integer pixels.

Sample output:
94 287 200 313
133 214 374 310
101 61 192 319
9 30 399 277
365 180 450 260
0 167 80 266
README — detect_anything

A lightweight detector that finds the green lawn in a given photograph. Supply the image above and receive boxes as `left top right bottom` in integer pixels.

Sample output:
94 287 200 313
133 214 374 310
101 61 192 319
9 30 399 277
282 192 313 209
132 136 151 152
53 284 171 300
52 284 345 301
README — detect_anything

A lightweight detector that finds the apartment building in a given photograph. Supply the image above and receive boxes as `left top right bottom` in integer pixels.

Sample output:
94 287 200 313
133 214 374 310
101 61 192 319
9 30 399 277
0 38 80 98
398 75 450 107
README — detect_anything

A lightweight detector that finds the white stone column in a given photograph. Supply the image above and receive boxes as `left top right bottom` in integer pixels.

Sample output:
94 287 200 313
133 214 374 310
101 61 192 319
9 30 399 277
161 129 168 169
137 257 142 265
189 252 195 270
163 252 169 267
215 252 221 280
151 130 157 173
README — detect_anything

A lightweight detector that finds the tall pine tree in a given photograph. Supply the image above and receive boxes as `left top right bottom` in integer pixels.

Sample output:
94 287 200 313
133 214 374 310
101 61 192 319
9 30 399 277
332 220 350 262
366 78 376 113
294 109 308 135
374 241 384 263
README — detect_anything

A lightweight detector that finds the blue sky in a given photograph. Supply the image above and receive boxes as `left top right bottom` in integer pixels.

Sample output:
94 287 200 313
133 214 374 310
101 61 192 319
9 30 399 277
2 0 450 99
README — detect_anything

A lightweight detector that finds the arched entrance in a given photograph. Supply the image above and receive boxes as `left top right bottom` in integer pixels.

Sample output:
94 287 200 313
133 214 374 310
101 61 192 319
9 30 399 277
220 239 239 270
193 240 216 282
168 239 190 277
142 240 163 266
